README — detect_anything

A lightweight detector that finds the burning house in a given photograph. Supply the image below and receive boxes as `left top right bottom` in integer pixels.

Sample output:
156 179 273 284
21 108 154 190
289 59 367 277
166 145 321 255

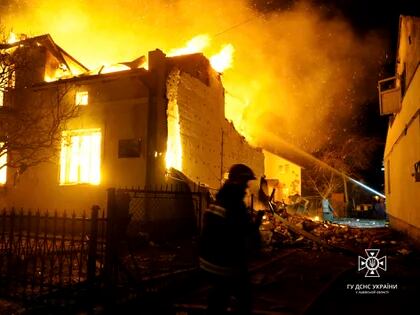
378 15 420 242
0 33 301 216
263 149 301 202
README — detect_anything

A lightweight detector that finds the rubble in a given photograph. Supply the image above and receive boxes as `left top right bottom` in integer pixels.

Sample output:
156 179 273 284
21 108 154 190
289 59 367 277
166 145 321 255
258 210 416 256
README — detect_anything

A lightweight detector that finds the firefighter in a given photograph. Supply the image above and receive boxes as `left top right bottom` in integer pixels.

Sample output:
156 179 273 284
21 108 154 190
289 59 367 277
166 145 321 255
199 163 262 315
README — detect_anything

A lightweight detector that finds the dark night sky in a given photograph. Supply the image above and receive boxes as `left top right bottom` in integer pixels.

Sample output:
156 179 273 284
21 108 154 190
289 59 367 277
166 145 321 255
320 0 420 190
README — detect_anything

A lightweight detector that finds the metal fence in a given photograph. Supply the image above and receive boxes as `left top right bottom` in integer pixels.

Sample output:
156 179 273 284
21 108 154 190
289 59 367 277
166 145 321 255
115 184 208 241
0 186 209 302
0 206 106 299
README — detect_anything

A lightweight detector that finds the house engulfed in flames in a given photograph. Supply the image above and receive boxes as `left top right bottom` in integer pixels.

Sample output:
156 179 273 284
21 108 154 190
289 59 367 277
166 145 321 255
0 34 301 216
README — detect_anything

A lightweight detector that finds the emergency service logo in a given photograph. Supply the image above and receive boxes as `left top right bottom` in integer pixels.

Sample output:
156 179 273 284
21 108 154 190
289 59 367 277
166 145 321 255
358 249 387 277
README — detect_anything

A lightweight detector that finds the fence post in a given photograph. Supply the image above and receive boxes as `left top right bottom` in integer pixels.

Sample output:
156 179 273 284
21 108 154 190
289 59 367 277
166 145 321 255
104 188 117 286
7 208 15 254
6 208 16 290
198 193 202 233
87 205 100 284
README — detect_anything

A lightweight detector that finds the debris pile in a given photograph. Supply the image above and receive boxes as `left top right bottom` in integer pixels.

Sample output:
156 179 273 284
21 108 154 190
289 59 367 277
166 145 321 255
259 211 414 256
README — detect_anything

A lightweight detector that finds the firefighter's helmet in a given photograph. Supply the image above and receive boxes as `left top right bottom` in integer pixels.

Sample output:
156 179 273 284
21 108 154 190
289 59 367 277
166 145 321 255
228 164 256 182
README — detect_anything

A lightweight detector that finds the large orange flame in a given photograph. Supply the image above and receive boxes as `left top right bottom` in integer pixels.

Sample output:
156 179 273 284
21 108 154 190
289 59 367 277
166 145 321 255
210 44 234 73
7 32 18 44
2 0 385 154
168 34 234 73
167 34 211 56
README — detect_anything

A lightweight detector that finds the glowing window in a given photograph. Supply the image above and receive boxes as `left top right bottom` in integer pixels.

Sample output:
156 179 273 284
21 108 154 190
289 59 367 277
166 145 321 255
0 91 4 107
60 129 101 185
0 155 6 184
0 143 7 184
75 91 88 106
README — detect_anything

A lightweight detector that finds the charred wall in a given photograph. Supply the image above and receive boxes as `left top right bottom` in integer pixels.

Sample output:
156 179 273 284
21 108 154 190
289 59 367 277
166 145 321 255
167 68 224 189
222 121 264 181
168 62 264 190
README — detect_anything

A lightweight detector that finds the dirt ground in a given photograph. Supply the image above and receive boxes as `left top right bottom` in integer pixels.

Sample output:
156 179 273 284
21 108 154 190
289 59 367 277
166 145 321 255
1 224 419 315
172 224 420 315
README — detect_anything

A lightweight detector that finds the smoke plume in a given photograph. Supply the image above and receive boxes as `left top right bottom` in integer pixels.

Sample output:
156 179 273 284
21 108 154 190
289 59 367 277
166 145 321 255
1 0 386 152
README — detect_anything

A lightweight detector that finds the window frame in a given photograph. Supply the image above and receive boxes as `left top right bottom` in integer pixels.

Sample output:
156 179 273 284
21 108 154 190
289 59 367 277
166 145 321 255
59 128 102 186
0 144 7 185
75 91 89 106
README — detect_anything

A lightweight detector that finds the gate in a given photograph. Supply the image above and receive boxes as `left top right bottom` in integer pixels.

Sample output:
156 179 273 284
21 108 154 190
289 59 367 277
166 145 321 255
103 185 208 285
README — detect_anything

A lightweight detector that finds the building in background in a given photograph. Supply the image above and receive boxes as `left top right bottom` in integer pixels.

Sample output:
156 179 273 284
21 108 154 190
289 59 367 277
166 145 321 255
378 15 420 242
263 149 301 203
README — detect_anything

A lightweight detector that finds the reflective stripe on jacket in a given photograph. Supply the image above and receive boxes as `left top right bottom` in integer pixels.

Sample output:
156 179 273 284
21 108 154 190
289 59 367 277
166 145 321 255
206 204 227 218
199 257 238 276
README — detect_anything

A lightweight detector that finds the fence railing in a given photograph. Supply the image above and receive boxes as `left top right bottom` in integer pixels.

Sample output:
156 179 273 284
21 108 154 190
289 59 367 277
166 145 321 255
115 184 209 240
98 186 207 285
0 185 209 301
0 206 106 299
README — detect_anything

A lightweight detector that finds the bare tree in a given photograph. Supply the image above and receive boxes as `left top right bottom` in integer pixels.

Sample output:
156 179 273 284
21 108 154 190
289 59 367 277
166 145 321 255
303 136 381 199
0 31 79 179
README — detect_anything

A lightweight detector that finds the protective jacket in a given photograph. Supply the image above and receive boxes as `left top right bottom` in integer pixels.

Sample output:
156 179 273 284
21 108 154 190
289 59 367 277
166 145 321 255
199 182 260 276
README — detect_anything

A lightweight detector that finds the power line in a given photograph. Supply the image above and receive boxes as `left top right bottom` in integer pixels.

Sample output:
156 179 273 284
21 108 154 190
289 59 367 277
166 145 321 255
213 17 256 38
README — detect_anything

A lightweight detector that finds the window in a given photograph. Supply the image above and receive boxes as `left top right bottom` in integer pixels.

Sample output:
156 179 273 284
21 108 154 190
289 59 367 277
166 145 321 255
0 144 7 184
0 91 4 107
60 129 101 185
75 91 89 106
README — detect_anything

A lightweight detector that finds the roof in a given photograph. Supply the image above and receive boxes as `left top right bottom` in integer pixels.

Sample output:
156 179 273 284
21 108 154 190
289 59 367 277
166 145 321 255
32 67 148 89
0 34 89 75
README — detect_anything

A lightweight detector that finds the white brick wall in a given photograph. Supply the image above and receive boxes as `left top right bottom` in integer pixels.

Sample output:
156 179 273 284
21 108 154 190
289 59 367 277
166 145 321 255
170 69 264 190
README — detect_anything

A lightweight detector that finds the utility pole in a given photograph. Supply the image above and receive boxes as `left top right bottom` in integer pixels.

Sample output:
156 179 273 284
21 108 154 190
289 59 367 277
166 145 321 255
342 173 349 216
